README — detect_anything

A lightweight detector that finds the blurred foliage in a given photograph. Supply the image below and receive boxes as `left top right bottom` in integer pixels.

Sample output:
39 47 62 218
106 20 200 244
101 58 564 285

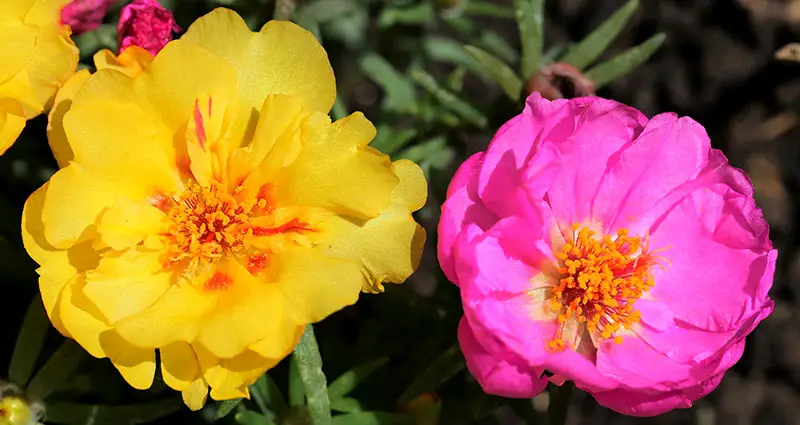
0 0 665 424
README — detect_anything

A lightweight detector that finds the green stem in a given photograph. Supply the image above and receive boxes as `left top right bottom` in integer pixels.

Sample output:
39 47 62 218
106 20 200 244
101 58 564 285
547 382 573 425
273 0 297 21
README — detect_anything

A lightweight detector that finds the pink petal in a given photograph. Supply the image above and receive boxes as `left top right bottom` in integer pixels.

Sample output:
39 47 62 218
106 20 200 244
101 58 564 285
644 174 775 332
457 217 619 392
458 317 548 398
438 153 498 284
543 97 648 227
477 93 572 219
592 114 711 231
592 373 724 417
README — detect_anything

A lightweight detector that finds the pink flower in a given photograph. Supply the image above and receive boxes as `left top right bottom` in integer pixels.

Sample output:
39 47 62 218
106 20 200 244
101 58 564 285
61 0 115 35
438 93 776 416
117 0 179 56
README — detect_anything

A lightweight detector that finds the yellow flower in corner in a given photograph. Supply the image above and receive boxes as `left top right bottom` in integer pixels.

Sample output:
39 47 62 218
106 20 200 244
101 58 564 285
0 0 79 154
22 8 426 410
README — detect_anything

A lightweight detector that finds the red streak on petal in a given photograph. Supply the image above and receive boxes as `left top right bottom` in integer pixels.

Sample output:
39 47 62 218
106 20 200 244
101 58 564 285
208 96 213 116
194 99 207 150
247 254 269 275
204 272 232 291
251 218 314 236
177 155 191 176
149 192 173 212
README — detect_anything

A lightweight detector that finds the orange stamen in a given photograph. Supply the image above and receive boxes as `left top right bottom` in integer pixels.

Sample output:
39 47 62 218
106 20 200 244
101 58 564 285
546 225 660 351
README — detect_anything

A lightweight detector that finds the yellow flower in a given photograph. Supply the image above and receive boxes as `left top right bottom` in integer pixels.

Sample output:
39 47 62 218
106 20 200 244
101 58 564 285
22 8 427 410
0 0 79 154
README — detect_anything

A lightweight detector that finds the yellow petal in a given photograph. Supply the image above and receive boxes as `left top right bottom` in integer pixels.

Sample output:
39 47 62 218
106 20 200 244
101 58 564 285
0 24 77 117
100 330 156 390
22 0 71 26
0 98 26 155
96 198 165 251
249 325 304 360
181 9 335 140
83 249 172 323
321 160 427 292
161 342 200 391
40 164 119 248
115 283 216 348
269 249 364 324
63 99 182 196
47 69 90 167
194 345 277 400
57 275 111 358
391 159 428 211
22 183 101 335
182 377 209 411
0 23 36 85
274 112 398 219
73 40 238 144
248 94 307 166
196 260 289 359
185 89 236 185
93 47 154 77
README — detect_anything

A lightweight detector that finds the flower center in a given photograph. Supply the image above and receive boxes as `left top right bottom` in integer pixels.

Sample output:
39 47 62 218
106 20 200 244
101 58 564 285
155 183 266 272
546 225 657 351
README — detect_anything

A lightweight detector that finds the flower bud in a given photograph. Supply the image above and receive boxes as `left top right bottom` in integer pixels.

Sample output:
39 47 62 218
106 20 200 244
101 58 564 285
61 0 115 35
117 0 180 56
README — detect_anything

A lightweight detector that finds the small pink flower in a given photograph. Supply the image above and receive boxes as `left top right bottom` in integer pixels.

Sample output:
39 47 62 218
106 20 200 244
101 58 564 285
117 0 179 56
61 0 115 35
438 93 776 416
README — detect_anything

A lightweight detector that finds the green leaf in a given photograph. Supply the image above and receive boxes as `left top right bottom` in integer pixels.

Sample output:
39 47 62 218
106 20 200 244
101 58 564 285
446 67 468 92
560 0 640 70
409 68 487 128
358 53 417 114
8 294 49 387
294 325 331 425
464 45 523 101
27 340 87 400
216 399 244 420
236 411 276 425
330 397 363 413
396 137 455 170
253 374 288 418
331 412 416 425
46 398 181 425
289 356 305 407
370 127 418 155
328 357 388 400
421 37 490 82
442 17 518 64
542 44 569 66
323 7 368 49
294 0 357 23
378 3 435 28
477 31 519 65
585 33 666 89
465 1 514 19
514 0 544 78
398 344 464 404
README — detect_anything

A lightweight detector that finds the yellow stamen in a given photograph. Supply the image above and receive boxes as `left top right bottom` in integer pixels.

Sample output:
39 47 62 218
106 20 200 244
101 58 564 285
546 226 658 351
